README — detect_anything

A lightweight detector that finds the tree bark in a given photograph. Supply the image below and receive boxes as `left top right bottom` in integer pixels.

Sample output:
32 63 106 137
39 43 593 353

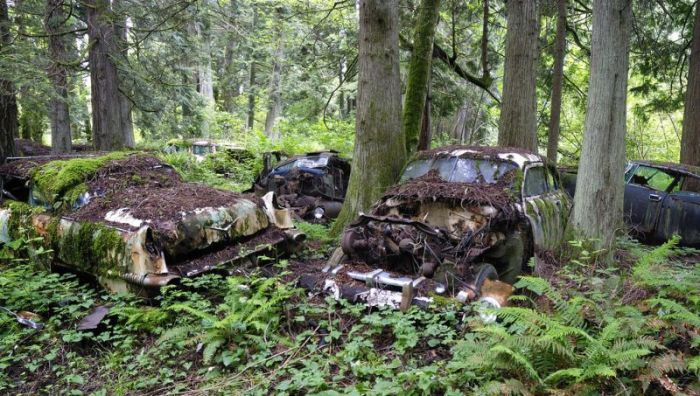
331 0 405 234
114 0 133 148
417 70 432 151
221 0 239 114
46 0 72 153
572 0 631 249
246 7 258 130
403 0 440 153
546 0 566 163
264 7 284 140
0 0 16 162
498 0 539 151
86 0 134 151
681 1 700 167
337 57 346 118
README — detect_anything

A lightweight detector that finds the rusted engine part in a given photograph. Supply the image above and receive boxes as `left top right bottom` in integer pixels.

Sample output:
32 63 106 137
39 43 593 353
332 200 524 309
277 193 342 221
300 261 515 313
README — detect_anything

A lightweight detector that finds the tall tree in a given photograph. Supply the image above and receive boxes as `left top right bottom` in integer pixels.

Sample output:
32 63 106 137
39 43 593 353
0 0 16 162
681 1 700 167
263 6 284 140
498 0 539 151
246 7 258 131
86 0 134 150
331 0 405 234
45 0 72 153
403 0 440 153
113 0 133 147
572 0 631 248
546 0 567 163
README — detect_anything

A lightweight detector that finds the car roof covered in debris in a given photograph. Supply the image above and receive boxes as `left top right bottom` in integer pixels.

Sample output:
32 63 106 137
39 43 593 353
415 145 544 169
631 160 700 178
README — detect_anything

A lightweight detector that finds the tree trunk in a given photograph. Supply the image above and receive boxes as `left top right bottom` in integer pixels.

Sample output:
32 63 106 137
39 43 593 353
337 57 346 118
221 1 239 114
46 0 72 153
0 0 16 162
417 70 432 151
572 0 631 249
498 0 539 151
681 1 700 167
451 102 468 142
546 0 566 163
246 8 258 131
86 0 133 151
114 0 133 148
331 0 405 234
263 7 284 140
403 0 440 153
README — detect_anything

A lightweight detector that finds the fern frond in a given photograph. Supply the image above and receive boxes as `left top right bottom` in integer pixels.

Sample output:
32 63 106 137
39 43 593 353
490 345 542 383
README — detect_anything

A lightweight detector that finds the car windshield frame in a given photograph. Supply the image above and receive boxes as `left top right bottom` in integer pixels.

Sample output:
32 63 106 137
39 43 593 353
400 156 518 185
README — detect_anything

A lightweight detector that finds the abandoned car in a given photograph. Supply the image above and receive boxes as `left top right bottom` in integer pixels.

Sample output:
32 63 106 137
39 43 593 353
0 153 303 294
299 146 571 310
250 151 351 222
561 160 700 247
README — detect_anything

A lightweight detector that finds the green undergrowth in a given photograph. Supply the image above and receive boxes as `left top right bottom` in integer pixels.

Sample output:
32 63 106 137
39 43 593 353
1 231 698 394
158 151 259 192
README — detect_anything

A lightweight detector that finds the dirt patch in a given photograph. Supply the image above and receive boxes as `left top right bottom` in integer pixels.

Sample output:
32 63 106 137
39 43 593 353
14 139 51 156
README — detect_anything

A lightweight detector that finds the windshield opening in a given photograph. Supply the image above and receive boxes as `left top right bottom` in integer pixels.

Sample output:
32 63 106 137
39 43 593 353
400 157 517 185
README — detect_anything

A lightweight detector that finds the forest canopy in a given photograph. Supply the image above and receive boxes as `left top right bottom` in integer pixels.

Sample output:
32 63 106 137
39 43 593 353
0 0 695 164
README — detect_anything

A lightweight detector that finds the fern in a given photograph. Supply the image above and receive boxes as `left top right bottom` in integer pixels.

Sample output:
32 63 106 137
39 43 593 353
162 275 295 366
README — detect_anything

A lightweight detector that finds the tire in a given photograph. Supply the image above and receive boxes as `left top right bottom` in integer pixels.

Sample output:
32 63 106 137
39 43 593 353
474 263 499 297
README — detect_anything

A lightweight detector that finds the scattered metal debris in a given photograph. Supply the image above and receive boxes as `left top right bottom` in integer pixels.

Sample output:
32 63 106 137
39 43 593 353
1 307 44 330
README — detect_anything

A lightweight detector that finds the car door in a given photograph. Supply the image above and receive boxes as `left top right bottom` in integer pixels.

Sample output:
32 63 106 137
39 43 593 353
623 164 679 237
546 165 572 244
522 163 564 250
655 174 700 247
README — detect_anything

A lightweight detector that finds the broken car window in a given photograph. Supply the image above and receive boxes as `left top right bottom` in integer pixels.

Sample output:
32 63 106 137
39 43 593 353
630 166 677 192
524 166 548 197
192 145 212 155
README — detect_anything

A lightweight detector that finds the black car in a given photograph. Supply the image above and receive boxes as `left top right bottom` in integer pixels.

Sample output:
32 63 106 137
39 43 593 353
250 151 350 222
561 160 700 247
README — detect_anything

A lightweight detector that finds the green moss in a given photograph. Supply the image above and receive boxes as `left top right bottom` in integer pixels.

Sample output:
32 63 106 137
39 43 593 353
55 220 126 275
31 152 129 209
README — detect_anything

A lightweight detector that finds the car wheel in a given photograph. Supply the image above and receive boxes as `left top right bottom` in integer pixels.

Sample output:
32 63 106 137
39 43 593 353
474 263 499 296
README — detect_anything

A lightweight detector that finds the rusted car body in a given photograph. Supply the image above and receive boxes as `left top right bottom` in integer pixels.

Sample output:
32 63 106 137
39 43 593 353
561 160 700 247
250 151 350 222
0 153 302 294
299 146 571 310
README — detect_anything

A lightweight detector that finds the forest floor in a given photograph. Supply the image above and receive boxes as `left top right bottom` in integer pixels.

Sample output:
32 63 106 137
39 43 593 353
1 150 699 395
